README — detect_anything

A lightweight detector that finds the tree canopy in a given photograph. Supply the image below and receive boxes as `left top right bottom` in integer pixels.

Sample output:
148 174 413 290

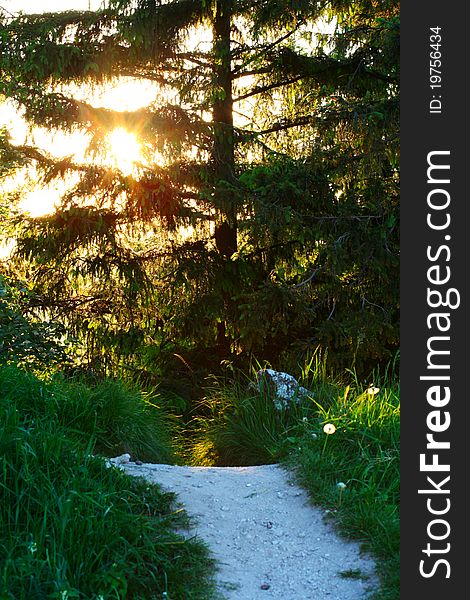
0 0 399 377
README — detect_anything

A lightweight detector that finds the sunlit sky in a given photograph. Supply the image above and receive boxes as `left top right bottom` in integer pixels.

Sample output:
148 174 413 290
2 1 103 13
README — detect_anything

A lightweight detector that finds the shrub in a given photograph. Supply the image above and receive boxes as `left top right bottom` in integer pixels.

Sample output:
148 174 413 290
0 274 67 372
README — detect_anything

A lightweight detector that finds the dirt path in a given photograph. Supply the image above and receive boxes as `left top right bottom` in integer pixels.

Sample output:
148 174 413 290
115 459 377 600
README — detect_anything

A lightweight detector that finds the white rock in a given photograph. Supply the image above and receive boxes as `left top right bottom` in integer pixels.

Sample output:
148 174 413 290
250 369 312 410
108 453 131 465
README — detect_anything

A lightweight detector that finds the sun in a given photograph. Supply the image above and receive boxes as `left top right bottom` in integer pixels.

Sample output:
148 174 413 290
7 127 142 219
1 81 149 219
107 127 142 176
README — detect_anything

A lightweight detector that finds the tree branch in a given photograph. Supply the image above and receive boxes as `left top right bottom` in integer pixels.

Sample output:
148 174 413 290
248 115 314 135
291 268 321 289
232 22 304 69
233 75 304 102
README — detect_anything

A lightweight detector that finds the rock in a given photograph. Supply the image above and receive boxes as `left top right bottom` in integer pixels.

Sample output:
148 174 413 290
260 583 271 590
249 369 312 410
108 453 131 465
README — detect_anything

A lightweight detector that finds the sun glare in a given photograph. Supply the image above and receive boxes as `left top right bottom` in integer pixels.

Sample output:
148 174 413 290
107 128 142 176
19 188 60 218
0 239 15 261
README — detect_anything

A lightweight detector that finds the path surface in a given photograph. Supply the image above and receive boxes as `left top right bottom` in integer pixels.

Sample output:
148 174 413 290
114 459 377 600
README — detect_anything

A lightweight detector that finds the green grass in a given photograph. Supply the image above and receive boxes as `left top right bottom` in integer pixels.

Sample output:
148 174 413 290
185 374 299 466
0 366 216 599
0 367 178 463
1 356 399 599
186 353 400 600
287 375 400 600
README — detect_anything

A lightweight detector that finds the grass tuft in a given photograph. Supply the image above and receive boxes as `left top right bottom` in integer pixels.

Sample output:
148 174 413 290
0 366 177 463
186 376 297 466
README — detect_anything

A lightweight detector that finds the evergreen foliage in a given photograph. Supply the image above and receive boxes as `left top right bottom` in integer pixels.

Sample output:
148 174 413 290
0 273 68 371
0 0 399 375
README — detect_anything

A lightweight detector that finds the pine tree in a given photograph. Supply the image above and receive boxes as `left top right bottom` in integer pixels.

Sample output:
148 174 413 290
0 0 399 375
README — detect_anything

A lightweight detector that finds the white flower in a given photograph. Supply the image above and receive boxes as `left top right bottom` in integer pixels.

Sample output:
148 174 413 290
336 481 347 506
323 423 336 435
367 385 380 395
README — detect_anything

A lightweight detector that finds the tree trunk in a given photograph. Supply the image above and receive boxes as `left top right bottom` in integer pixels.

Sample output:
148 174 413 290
212 0 236 353
212 0 237 258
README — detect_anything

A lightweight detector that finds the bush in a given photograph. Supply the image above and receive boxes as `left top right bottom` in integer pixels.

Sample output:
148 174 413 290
0 274 68 372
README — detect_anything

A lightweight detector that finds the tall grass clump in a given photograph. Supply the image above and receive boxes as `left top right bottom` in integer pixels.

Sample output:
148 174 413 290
186 351 340 467
187 374 301 466
0 366 177 463
0 366 216 599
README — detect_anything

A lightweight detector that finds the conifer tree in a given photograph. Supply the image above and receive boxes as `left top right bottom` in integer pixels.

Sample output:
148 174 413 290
0 0 399 374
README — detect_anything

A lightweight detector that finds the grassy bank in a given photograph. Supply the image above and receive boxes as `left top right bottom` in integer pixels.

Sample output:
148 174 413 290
186 355 400 600
0 366 216 599
288 370 400 600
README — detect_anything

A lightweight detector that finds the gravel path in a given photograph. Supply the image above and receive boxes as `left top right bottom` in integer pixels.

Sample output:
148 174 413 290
114 459 377 600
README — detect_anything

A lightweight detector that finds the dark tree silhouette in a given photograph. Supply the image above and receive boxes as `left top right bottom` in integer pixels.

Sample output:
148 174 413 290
0 0 399 374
